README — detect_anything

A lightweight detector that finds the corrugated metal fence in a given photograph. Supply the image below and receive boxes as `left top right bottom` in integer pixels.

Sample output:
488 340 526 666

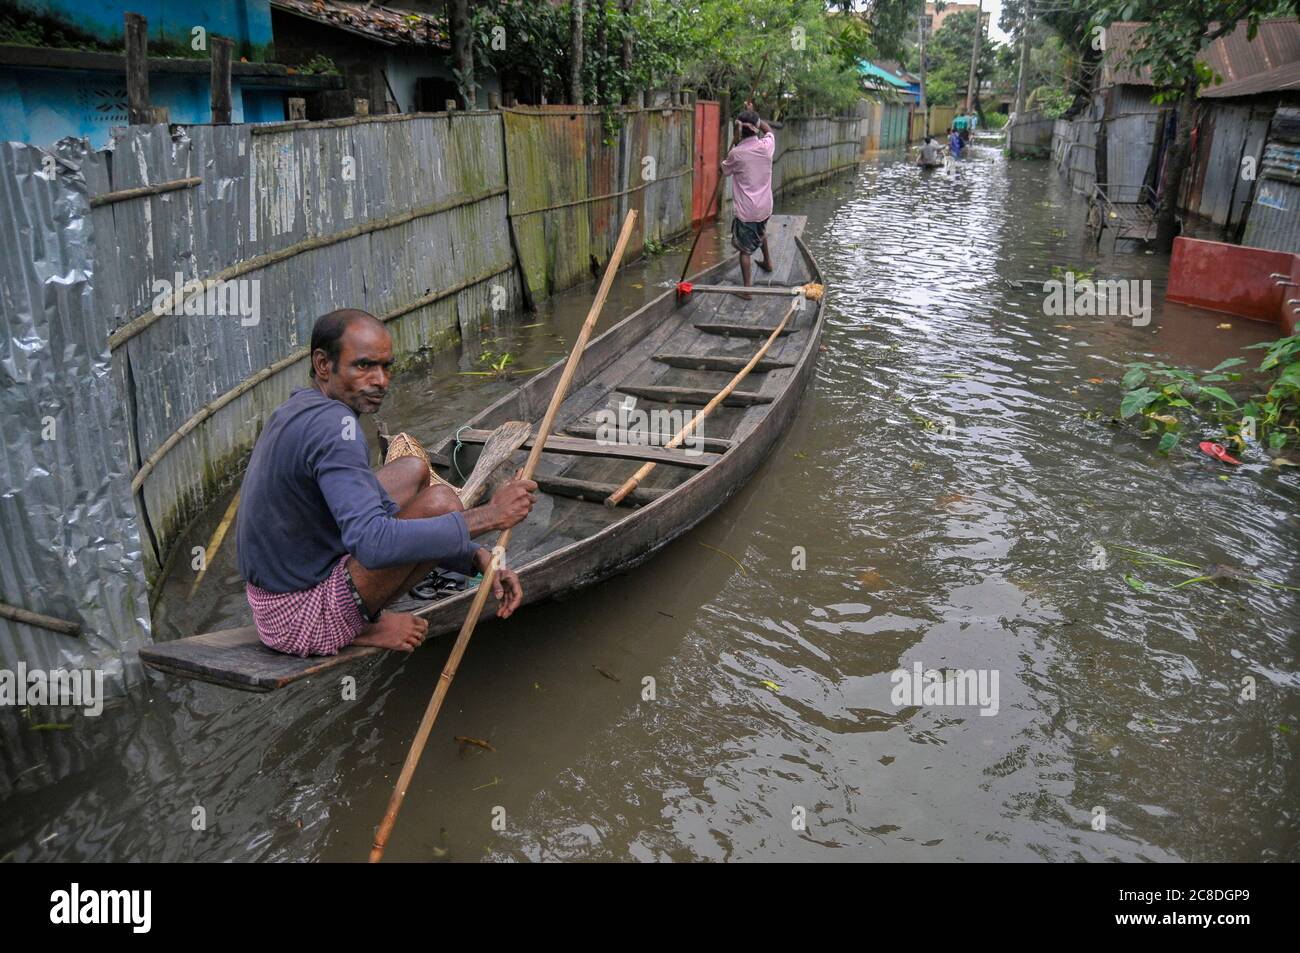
773 116 863 195
1008 111 1055 156
503 105 692 300
2 104 862 670
0 139 150 689
1242 107 1300 254
1052 90 1163 199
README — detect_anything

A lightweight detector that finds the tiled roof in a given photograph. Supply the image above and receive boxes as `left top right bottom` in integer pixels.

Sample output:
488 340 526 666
270 0 449 49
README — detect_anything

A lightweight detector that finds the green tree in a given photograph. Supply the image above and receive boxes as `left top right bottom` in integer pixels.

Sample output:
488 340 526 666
922 9 999 109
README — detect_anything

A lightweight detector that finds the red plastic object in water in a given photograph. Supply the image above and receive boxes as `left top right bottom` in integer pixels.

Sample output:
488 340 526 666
677 281 693 296
1199 441 1242 465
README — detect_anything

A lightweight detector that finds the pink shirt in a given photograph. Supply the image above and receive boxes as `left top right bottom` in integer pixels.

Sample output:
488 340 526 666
721 131 775 223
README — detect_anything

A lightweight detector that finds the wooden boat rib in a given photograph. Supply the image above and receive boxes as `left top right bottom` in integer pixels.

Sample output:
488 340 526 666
140 215 825 692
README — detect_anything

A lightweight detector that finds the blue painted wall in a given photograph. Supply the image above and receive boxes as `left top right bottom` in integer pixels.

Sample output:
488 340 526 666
0 65 283 146
0 0 283 146
4 0 274 52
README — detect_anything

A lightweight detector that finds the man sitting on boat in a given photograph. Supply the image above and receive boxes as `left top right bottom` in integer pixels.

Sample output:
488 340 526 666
235 308 537 657
720 107 776 300
918 136 942 168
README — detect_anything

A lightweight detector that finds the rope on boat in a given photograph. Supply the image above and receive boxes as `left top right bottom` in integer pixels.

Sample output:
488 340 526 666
453 425 471 481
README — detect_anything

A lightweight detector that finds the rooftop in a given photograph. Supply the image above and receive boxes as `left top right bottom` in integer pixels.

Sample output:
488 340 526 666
1103 18 1300 90
270 0 449 48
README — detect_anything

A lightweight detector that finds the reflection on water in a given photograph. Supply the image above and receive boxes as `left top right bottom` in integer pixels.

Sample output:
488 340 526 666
3 143 1297 862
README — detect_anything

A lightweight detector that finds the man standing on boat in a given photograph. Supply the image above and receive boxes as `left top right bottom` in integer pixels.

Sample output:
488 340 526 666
235 309 537 657
720 107 776 299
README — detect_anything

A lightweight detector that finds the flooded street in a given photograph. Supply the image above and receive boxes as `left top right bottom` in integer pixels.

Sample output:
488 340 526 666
4 141 1297 862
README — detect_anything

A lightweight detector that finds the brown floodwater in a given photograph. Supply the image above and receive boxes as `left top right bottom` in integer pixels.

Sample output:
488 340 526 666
4 142 1298 862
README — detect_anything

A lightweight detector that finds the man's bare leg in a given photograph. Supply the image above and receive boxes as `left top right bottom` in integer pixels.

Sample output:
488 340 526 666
348 457 461 651
757 234 774 273
736 251 753 300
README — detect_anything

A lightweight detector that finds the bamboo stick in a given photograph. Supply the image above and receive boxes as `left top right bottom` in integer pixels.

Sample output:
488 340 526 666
368 209 639 863
605 299 797 507
108 186 508 351
89 176 202 208
0 602 81 637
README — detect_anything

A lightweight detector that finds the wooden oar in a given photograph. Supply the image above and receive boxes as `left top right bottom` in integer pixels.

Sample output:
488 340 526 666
605 299 797 507
680 283 824 299
454 420 532 508
369 209 639 863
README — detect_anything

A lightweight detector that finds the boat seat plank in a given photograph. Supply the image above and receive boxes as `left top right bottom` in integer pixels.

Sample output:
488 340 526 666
456 428 721 468
139 627 378 692
615 385 772 406
652 353 794 372
535 474 667 506
562 423 734 453
693 323 797 338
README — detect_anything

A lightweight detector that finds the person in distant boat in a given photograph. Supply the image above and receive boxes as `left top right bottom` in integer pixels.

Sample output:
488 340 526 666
235 309 537 658
720 107 776 300
918 136 942 168
954 113 972 144
948 126 964 159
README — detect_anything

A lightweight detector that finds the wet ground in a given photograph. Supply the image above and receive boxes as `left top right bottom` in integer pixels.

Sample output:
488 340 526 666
3 138 1297 862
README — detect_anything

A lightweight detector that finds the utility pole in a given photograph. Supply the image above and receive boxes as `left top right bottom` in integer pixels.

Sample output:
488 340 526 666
569 0 585 105
964 0 983 115
918 11 928 123
1014 0 1031 118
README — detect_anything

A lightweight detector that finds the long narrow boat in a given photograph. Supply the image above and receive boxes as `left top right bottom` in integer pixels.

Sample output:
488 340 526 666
141 214 825 691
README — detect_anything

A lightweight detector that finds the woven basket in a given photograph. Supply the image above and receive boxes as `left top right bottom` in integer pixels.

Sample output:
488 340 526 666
383 431 456 490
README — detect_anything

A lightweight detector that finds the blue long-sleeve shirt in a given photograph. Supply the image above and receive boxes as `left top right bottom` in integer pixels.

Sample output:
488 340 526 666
236 387 475 593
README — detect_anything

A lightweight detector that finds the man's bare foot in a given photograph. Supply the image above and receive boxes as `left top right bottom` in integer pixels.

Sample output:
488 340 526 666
733 291 753 301
757 259 774 273
353 611 428 652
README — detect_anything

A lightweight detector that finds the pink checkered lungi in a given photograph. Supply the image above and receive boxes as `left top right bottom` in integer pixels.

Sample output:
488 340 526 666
246 555 368 657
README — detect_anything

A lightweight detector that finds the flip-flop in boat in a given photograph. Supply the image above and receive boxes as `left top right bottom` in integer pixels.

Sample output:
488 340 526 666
140 214 826 691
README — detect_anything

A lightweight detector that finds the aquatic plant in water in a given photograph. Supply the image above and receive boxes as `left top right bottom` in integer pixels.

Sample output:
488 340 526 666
1116 334 1300 457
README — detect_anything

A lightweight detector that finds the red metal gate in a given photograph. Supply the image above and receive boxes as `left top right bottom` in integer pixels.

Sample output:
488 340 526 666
693 99 721 224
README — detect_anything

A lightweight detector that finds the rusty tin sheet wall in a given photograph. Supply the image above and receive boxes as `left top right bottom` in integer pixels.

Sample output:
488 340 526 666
1185 102 1272 229
1237 107 1300 253
1104 86 1163 202
88 114 516 571
1053 110 1099 195
0 139 150 681
503 106 693 301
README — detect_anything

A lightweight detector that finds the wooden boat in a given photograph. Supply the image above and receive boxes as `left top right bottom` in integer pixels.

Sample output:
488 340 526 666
140 215 825 691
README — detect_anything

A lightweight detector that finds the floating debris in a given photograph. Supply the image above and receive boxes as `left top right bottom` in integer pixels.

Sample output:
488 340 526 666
593 665 621 683
697 542 748 576
455 735 496 753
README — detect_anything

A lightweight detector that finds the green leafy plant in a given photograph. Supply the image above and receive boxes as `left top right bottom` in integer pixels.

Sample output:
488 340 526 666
459 346 544 380
298 54 340 76
1117 334 1300 456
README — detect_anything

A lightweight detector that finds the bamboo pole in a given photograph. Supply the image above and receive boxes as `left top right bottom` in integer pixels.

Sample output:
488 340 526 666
0 602 81 637
605 299 797 507
368 210 639 863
